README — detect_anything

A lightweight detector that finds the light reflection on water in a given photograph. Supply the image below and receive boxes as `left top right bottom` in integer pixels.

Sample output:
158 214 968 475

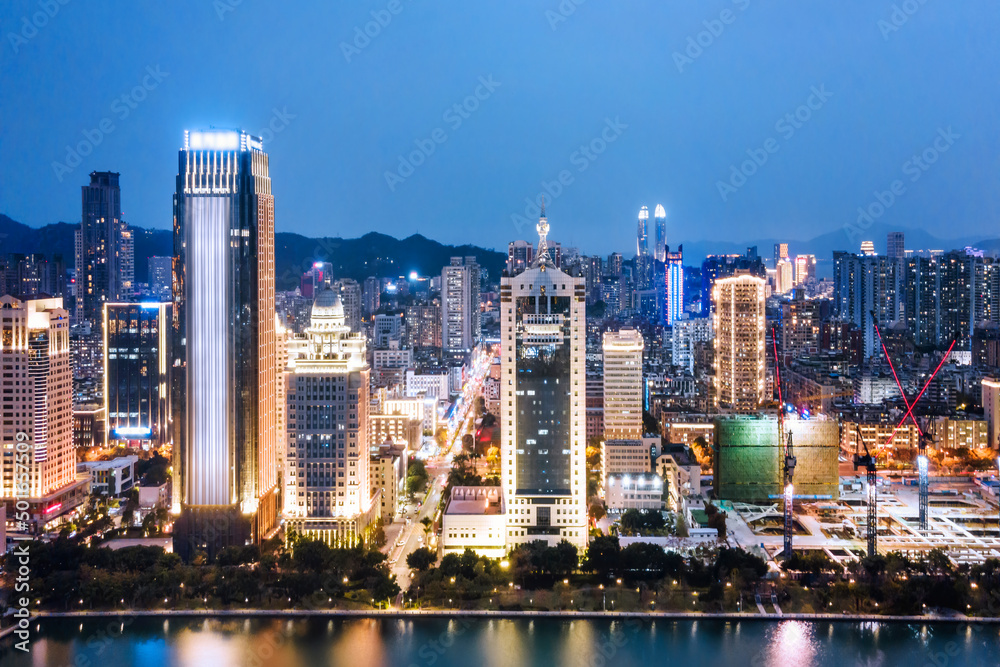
3 616 1000 667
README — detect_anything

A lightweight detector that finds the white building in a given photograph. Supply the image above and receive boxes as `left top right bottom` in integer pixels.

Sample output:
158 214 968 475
605 473 663 512
441 485 506 558
406 369 451 399
671 317 712 374
982 378 1000 449
78 455 138 497
500 209 588 550
442 257 480 354
601 439 650 481
654 451 702 513
602 328 644 439
853 375 901 405
373 313 404 348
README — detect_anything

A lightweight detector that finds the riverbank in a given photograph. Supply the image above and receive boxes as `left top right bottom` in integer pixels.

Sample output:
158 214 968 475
18 608 1000 625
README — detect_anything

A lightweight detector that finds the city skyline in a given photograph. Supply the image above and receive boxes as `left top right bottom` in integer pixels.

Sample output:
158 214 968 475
2 2 999 255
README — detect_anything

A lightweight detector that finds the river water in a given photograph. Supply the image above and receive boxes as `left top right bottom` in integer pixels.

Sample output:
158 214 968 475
2 616 997 666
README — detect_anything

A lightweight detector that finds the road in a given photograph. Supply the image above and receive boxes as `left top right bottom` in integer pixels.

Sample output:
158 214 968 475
386 344 496 601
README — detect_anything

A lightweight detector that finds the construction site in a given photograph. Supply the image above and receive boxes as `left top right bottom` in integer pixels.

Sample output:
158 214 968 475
714 328 1000 567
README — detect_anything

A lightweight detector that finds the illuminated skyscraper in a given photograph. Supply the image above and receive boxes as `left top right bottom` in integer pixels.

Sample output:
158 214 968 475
887 232 905 259
501 210 587 550
653 204 667 262
442 256 480 354
665 244 684 325
602 329 644 440
860 240 876 256
635 206 652 289
773 242 788 270
103 302 172 450
171 129 277 560
713 272 766 413
794 254 816 286
284 285 376 546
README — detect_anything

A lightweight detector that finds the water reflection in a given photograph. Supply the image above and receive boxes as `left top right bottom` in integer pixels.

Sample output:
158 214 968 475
762 621 818 667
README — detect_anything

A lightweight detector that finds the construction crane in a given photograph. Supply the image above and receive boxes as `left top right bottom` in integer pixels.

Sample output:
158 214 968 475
872 314 954 533
772 328 795 560
852 422 879 558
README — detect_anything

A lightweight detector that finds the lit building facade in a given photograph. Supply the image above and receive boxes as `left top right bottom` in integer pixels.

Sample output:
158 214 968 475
441 256 481 354
77 171 132 328
1 296 88 532
501 213 587 550
285 286 376 547
665 244 684 325
602 328 644 440
103 302 172 450
713 273 766 413
171 129 278 560
653 204 667 263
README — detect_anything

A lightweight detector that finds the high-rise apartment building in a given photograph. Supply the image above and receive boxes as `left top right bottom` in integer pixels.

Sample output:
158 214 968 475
334 278 362 332
148 256 173 302
501 214 587 550
1 296 88 532
78 172 132 328
405 302 442 349
363 276 381 316
671 317 712 374
773 243 788 270
0 254 67 301
441 256 480 354
665 244 684 325
775 259 794 294
602 329 644 440
713 273 766 413
103 302 172 450
887 232 905 260
171 129 278 561
833 251 900 359
285 286 376 546
653 204 667 263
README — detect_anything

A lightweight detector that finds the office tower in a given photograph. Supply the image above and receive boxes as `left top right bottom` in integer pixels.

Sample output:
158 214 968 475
78 171 130 328
653 204 667 263
1 296 87 532
501 211 587 550
441 256 480 354
602 329 644 440
300 263 331 300
582 256 603 305
148 256 173 302
775 259 794 294
833 251 900 359
887 232 905 260
0 254 66 300
284 285 375 546
860 240 876 256
794 254 816 286
780 288 826 357
606 252 623 278
171 129 277 561
363 276 381 316
773 242 788 270
507 240 534 277
665 244 684 325
334 278 362 332
635 206 652 289
103 302 172 450
671 317 712 374
713 273 766 413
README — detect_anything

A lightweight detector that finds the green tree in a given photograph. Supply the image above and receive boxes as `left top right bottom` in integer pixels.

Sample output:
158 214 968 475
583 535 621 577
407 547 437 571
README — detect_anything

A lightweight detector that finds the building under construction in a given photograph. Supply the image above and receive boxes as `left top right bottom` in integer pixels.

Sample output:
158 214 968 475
714 415 840 504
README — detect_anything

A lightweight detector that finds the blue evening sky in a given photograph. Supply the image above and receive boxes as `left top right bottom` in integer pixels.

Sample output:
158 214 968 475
1 0 997 254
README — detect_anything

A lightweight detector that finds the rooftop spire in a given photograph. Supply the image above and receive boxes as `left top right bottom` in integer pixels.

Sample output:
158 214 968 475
533 196 553 268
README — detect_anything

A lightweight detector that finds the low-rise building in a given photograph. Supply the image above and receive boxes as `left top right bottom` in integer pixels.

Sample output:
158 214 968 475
654 448 702 513
927 417 989 450
605 473 664 512
405 369 451 399
78 455 138 497
601 439 650 482
371 440 406 523
441 485 506 558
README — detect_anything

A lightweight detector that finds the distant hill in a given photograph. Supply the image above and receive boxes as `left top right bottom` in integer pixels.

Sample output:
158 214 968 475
0 215 507 290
